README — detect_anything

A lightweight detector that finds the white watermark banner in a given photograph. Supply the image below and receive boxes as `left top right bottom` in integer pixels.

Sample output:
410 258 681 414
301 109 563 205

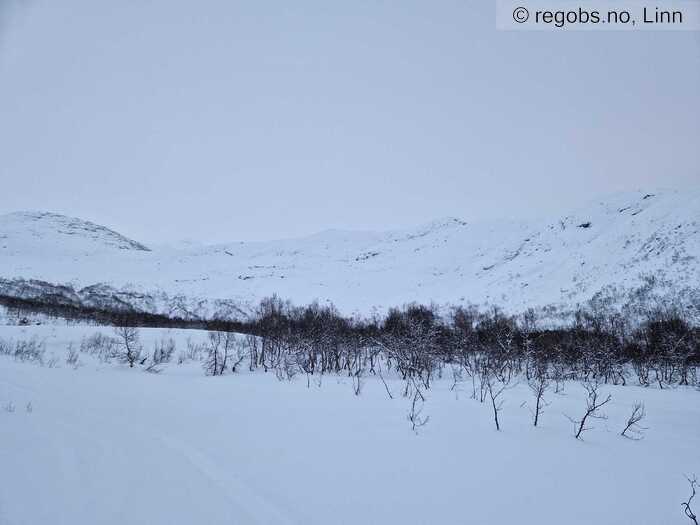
497 0 700 30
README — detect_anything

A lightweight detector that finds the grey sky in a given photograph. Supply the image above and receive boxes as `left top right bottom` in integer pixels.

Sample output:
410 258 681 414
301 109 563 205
1 0 698 244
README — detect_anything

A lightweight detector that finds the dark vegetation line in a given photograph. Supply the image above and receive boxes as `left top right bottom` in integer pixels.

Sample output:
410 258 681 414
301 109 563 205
2 292 699 388
0 293 251 333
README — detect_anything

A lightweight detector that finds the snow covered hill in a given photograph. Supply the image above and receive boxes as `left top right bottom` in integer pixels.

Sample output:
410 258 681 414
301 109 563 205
0 211 150 254
0 189 698 319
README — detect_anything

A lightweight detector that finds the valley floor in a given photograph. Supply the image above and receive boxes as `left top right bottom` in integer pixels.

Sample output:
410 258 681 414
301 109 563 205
0 325 699 524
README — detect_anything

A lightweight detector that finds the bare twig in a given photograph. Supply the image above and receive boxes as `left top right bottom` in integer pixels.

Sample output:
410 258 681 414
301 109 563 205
682 475 698 525
377 363 394 400
407 388 429 434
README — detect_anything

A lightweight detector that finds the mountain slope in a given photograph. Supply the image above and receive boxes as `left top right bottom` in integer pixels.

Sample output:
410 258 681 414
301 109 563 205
0 189 698 319
0 211 150 255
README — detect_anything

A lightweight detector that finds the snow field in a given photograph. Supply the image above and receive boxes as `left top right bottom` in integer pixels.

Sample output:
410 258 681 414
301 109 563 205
0 324 699 524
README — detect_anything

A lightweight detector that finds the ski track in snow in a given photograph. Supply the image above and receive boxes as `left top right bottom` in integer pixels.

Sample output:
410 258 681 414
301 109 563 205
160 436 302 525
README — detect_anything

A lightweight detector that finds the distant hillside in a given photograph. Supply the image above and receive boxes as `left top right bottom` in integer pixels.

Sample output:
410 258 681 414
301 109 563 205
0 189 698 320
0 211 150 254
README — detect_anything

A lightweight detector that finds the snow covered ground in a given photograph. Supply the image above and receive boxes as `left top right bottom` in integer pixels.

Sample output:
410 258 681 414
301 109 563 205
1 324 698 524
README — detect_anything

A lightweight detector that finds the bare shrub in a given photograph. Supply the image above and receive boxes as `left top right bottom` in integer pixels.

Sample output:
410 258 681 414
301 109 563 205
13 338 46 364
204 332 223 376
80 332 119 362
0 338 12 356
682 475 698 525
620 402 647 440
152 337 176 364
407 388 429 433
229 337 249 373
203 332 228 376
275 353 299 381
449 365 463 394
352 368 364 396
566 381 612 440
528 370 550 427
178 337 204 364
377 362 394 399
66 343 80 368
246 334 259 372
484 370 510 431
113 326 142 368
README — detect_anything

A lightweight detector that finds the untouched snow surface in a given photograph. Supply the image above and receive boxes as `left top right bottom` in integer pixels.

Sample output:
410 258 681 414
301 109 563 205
0 189 699 317
1 324 699 525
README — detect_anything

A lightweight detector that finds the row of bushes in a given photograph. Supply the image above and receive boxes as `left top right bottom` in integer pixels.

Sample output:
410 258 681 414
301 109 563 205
3 291 699 388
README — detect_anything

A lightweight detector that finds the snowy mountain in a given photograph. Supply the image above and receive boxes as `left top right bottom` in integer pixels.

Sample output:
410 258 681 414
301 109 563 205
0 211 150 254
1 190 698 320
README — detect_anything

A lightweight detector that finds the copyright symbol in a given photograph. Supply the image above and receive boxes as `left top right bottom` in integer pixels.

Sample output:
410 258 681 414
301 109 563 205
513 6 529 23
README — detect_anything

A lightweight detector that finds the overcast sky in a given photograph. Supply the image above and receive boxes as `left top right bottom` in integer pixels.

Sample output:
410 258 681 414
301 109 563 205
1 1 698 244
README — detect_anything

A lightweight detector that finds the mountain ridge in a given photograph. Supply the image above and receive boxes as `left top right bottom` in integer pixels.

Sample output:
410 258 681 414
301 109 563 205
0 211 150 253
1 188 698 320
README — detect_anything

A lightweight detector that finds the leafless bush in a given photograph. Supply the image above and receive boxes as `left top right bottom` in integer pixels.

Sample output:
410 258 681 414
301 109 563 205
229 337 249 373
203 332 224 376
178 337 204 364
566 381 612 439
476 362 490 403
528 371 550 427
407 387 429 433
80 332 119 362
12 338 46 364
352 368 364 396
0 338 12 356
152 337 176 364
275 353 299 381
203 331 241 376
246 334 259 371
377 362 394 399
66 343 80 368
484 370 510 431
114 326 142 368
682 475 698 525
620 402 647 440
0 337 47 364
449 365 463 393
